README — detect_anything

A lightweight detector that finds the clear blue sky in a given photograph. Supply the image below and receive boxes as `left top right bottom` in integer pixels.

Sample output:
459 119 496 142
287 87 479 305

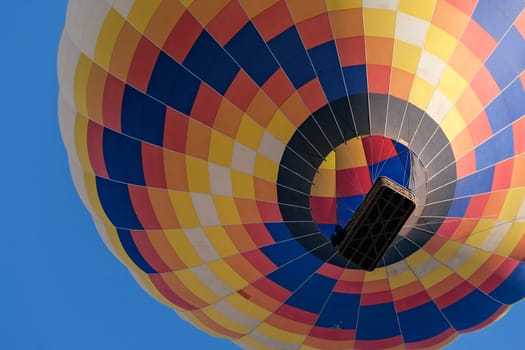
1 2 523 349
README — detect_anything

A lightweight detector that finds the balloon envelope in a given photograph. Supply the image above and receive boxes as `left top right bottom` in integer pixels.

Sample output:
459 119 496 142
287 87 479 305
58 0 525 349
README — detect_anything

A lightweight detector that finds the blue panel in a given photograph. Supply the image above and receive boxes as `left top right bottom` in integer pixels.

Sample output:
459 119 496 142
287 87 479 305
316 292 360 329
103 128 145 186
398 302 450 342
260 239 307 267
443 289 503 331
286 274 336 313
121 85 165 146
475 126 514 170
454 166 494 197
447 197 471 218
337 195 365 227
265 222 293 242
309 41 346 101
490 263 525 304
472 0 523 40
356 303 400 340
369 157 410 187
147 51 200 115
183 31 239 94
116 229 156 274
96 177 142 230
317 224 335 238
268 26 315 88
343 65 368 95
395 237 420 258
486 77 525 133
225 22 279 86
486 27 525 88
267 253 323 291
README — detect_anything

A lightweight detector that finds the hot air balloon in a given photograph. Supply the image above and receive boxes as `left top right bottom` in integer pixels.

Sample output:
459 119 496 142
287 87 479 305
58 0 525 348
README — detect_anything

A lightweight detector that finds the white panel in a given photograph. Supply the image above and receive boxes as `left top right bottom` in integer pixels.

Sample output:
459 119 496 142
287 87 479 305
213 300 260 329
191 264 234 298
412 256 441 278
386 258 411 276
57 35 81 108
68 160 93 215
259 131 286 164
58 94 79 162
363 0 399 10
208 163 233 196
184 227 221 262
446 244 477 270
250 331 301 350
416 50 446 87
395 12 429 47
481 221 512 252
426 90 453 123
232 141 257 174
190 193 221 227
108 0 135 18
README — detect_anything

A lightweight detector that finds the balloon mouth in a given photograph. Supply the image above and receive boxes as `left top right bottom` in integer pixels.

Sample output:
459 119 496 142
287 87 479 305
276 94 456 269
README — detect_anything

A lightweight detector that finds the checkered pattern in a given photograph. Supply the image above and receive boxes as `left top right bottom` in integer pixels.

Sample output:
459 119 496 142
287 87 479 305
58 0 525 349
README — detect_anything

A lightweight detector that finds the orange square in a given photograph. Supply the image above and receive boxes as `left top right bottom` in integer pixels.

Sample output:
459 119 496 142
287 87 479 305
147 230 186 271
110 22 142 82
449 43 481 83
86 64 106 125
266 312 313 333
461 19 497 61
367 64 391 94
225 70 259 111
144 1 186 47
286 0 325 22
389 67 414 100
213 99 243 138
163 150 189 191
432 0 469 38
225 254 263 283
148 187 181 229
206 0 249 45
511 153 525 187
468 112 492 147
280 92 311 126
329 8 364 39
185 118 211 160
163 11 202 62
470 66 501 106
482 191 508 220
234 198 263 223
254 177 278 202
365 36 394 66
456 87 483 123
246 90 278 127
225 224 257 252
296 12 333 49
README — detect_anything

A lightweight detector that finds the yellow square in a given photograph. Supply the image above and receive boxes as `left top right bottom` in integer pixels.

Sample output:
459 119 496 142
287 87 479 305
201 305 251 334
392 40 422 74
499 189 525 221
232 170 256 198
424 24 458 61
495 222 525 256
164 229 203 267
363 8 396 38
440 107 465 139
236 115 265 149
208 260 248 291
437 66 468 103
419 265 453 289
267 110 296 144
128 0 161 33
94 9 125 71
409 76 435 111
254 154 279 182
175 269 220 304
455 250 491 279
213 196 242 225
169 191 200 227
205 226 239 258
186 156 211 193
326 0 361 11
398 0 436 21
209 130 234 167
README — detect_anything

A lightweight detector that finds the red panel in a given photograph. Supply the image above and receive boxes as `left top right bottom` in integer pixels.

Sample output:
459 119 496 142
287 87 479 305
478 259 518 294
224 70 259 111
394 290 432 312
141 143 167 188
234 198 263 223
102 73 124 132
149 274 199 310
87 120 108 178
298 78 328 112
128 185 162 230
163 11 202 62
257 201 283 222
362 135 397 164
470 67 501 106
316 262 344 279
310 196 337 223
252 0 294 42
191 309 244 338
163 108 188 152
245 223 274 247
434 280 474 309
461 19 497 61
468 112 492 147
243 249 277 275
252 277 291 302
275 303 318 324
131 230 170 272
455 150 476 179
336 166 372 196
354 336 403 350
445 0 477 15
337 37 366 67
297 13 333 49
360 290 393 305
127 37 160 92
464 193 490 218
492 158 514 191
309 326 356 341
406 328 456 350
366 64 390 94
262 69 295 107
206 1 249 46
190 83 222 127
512 116 525 154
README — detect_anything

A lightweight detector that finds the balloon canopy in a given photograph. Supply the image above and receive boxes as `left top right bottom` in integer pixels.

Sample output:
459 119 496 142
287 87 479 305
58 0 525 348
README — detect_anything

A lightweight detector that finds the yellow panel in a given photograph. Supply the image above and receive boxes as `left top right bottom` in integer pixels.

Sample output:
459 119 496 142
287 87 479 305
437 66 468 103
440 107 465 140
201 305 251 334
213 196 242 225
433 239 462 263
144 1 186 46
257 322 306 344
237 0 279 18
499 189 525 221
495 222 525 257
398 0 436 21
208 260 249 291
455 249 491 279
241 336 277 350
187 0 229 26
169 191 200 227
176 269 221 304
186 156 211 193
363 8 396 38
232 171 256 198
236 115 265 149
405 249 431 267
326 0 361 11
335 137 368 168
209 130 234 167
392 40 422 74
364 267 387 281
388 269 417 289
408 76 435 111
128 0 162 32
74 54 92 118
466 220 497 248
164 229 203 267
73 115 92 172
267 110 296 144
205 226 239 257
225 293 271 321
254 154 279 182
424 24 458 61
419 265 453 288
319 151 335 170
179 0 195 7
94 9 125 71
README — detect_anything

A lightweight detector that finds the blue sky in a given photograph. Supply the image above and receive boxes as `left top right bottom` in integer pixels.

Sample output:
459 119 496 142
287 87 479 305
1 2 524 349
